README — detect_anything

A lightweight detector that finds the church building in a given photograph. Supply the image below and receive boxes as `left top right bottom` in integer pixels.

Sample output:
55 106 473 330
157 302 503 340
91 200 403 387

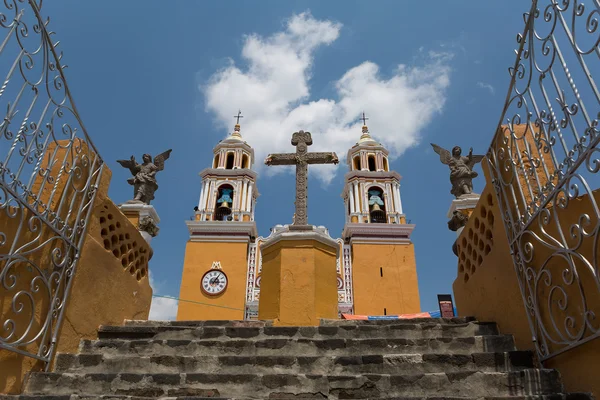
176 118 420 320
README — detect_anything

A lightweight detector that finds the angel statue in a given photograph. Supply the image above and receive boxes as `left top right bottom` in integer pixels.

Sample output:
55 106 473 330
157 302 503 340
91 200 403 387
117 150 172 205
430 144 484 198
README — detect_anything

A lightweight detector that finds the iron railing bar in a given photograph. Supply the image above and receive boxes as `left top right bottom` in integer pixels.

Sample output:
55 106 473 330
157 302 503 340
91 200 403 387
0 178 78 249
0 10 22 57
0 341 49 362
540 327 600 362
26 0 101 158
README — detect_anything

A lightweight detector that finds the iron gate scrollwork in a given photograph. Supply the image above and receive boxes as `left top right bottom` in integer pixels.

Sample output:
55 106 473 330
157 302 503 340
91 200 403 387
0 0 104 369
487 0 600 361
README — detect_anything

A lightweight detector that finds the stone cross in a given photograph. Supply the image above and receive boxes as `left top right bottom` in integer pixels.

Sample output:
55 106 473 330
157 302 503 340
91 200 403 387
265 131 339 227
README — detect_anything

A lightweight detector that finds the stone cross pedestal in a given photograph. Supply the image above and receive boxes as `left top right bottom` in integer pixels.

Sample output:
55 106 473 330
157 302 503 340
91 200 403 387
258 225 338 326
118 201 160 244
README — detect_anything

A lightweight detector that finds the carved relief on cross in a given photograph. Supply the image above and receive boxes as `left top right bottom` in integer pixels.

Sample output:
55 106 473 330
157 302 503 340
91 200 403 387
265 130 339 226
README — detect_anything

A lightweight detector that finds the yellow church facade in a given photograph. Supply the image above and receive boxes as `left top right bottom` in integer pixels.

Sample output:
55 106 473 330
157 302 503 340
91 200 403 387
177 121 420 321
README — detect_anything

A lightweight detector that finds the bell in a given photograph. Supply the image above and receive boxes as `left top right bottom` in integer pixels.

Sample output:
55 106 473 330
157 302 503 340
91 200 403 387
219 201 230 209
370 203 381 212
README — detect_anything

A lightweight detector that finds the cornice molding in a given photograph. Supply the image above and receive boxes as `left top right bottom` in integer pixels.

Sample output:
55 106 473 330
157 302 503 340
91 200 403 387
344 170 402 181
186 220 257 241
260 225 340 257
342 222 415 241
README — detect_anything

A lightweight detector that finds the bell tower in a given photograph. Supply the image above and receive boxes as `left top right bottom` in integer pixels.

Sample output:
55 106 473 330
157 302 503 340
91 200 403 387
342 116 421 315
177 115 259 320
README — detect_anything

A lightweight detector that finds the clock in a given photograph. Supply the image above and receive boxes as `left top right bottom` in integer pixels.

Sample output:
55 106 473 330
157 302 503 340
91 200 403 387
201 269 228 296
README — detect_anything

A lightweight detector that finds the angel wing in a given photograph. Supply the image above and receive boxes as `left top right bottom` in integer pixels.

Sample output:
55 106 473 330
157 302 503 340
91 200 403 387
153 149 172 171
430 143 452 165
116 158 136 169
468 154 485 168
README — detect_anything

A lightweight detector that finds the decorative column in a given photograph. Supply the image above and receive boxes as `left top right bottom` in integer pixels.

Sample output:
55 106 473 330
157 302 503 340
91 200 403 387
240 180 248 212
246 182 253 212
394 183 403 215
198 181 206 210
348 186 356 213
353 182 360 217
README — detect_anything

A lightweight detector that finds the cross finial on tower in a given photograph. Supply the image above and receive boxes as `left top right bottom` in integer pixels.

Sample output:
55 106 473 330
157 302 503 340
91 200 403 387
361 112 369 126
234 110 244 125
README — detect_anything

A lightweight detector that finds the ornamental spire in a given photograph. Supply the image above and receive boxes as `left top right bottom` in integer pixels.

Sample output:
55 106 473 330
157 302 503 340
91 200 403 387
359 111 373 142
231 110 243 139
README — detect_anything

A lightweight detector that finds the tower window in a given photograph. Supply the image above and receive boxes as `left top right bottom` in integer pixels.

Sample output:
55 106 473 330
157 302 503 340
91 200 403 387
226 153 235 169
242 154 249 169
368 155 376 172
368 187 386 223
214 184 234 221
213 154 220 169
383 157 389 172
353 155 360 171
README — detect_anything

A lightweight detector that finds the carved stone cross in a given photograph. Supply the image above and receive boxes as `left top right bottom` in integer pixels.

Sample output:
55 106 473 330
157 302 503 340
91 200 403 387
265 131 339 226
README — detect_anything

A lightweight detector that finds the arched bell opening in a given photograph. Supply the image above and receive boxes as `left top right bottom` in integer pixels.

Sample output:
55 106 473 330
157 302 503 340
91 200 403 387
225 152 235 169
383 157 389 172
241 153 249 169
213 153 220 169
353 155 360 171
368 187 386 223
214 184 234 221
368 155 376 172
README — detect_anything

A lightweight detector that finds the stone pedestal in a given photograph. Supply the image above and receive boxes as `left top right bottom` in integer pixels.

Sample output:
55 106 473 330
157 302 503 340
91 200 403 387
118 202 160 244
447 194 480 238
258 225 338 326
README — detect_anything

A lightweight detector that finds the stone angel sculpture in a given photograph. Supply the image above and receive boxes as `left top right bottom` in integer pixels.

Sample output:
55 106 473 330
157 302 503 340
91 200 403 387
430 144 484 198
117 149 172 204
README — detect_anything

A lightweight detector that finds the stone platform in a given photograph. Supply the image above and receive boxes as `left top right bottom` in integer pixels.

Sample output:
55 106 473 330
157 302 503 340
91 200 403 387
1 318 592 399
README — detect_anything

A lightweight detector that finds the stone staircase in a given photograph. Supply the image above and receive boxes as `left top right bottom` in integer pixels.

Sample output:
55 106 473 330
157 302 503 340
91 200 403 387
1 317 593 399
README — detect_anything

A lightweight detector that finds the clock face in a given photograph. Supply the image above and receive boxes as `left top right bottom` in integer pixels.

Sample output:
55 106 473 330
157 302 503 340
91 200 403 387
201 270 228 296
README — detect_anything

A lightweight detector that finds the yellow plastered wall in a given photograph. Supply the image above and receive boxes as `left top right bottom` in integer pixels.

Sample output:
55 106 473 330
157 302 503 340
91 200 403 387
258 239 338 326
351 243 420 316
453 154 600 397
1 150 152 394
177 241 248 320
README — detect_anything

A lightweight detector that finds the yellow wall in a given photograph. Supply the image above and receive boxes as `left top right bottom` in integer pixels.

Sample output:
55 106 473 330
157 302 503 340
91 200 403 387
177 241 248 320
351 243 420 316
1 155 152 394
453 154 600 397
258 239 338 326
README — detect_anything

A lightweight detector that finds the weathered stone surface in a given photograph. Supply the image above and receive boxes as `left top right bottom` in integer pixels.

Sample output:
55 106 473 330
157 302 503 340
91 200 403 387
2 318 592 399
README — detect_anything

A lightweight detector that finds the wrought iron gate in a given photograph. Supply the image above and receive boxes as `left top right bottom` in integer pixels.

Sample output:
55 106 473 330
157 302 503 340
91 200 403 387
487 0 600 361
0 0 103 369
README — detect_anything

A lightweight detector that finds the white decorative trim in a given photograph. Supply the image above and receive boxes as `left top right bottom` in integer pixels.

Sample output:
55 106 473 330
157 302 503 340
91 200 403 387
349 237 412 245
186 220 257 241
342 222 415 241
118 203 160 223
211 261 223 270
245 243 257 303
446 194 481 218
260 225 339 256
342 244 354 304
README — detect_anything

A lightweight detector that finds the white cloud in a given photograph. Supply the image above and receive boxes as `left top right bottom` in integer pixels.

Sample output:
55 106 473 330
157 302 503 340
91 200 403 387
148 275 178 320
203 11 453 184
476 81 495 95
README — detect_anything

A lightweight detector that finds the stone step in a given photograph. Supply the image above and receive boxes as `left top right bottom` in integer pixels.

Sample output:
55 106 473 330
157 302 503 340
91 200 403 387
122 316 478 328
1 397 229 400
54 351 534 375
79 335 516 357
1 395 595 400
97 321 499 341
23 370 564 398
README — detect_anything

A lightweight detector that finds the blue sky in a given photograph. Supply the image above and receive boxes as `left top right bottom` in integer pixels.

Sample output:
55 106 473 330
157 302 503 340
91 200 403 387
37 1 528 318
